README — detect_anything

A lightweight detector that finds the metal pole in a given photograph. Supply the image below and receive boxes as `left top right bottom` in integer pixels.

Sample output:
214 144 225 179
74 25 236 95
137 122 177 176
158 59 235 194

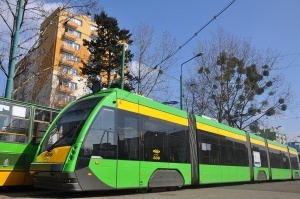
180 68 183 110
121 44 125 90
5 0 25 99
180 52 203 110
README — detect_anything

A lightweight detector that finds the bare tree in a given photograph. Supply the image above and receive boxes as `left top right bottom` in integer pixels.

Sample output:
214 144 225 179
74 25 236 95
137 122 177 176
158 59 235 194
130 23 178 101
0 0 99 98
186 27 293 131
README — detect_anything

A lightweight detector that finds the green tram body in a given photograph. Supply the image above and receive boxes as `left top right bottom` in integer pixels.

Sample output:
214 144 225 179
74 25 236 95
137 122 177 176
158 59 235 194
0 97 59 186
30 88 300 191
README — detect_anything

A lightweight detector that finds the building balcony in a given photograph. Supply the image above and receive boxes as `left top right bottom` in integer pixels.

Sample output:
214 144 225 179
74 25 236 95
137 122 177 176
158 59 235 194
65 20 78 29
58 71 73 80
61 45 75 54
60 58 75 67
63 32 77 41
58 85 72 93
91 30 97 36
57 100 69 107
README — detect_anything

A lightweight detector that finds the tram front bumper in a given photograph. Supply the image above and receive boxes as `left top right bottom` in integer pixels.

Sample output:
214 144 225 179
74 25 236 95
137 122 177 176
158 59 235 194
33 171 82 191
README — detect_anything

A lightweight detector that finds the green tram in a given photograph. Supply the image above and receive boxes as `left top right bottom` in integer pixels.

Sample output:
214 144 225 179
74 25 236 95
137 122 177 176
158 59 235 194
0 97 59 186
30 88 300 191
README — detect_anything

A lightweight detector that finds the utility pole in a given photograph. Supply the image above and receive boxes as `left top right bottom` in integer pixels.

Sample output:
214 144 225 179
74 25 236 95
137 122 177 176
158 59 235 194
120 44 125 90
5 0 25 99
180 52 203 110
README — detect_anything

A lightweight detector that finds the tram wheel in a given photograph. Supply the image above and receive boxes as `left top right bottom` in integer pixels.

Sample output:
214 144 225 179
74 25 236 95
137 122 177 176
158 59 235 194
137 188 148 194
167 186 177 191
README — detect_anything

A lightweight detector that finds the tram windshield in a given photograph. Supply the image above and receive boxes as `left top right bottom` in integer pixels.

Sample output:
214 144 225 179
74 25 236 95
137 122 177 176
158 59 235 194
41 97 103 153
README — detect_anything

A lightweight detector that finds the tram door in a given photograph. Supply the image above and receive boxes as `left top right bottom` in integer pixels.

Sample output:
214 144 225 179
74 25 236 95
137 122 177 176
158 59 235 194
140 119 168 188
117 111 140 189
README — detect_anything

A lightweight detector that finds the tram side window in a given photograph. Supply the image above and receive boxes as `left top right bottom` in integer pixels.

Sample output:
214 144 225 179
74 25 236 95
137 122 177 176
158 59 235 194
290 154 300 170
81 108 117 159
199 131 249 166
118 110 139 160
219 138 229 165
143 118 167 162
282 152 290 169
234 142 249 166
32 108 58 144
0 102 30 143
199 132 220 165
34 108 52 121
252 144 268 167
269 149 290 169
269 149 280 168
167 124 189 163
219 138 237 165
32 122 49 144
229 140 236 165
0 104 10 131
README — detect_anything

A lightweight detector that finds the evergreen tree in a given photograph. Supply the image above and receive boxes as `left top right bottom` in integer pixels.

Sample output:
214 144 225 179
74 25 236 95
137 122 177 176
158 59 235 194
81 11 134 91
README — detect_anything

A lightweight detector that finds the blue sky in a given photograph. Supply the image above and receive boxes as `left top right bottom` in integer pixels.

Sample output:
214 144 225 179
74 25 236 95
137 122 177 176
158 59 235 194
98 0 300 140
1 0 299 139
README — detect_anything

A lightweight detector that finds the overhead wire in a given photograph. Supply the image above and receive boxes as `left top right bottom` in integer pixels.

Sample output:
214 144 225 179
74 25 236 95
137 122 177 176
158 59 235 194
285 53 300 69
153 0 237 69
273 53 300 70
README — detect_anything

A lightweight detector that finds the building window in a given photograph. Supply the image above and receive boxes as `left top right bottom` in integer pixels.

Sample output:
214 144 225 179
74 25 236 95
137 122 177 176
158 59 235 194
90 25 97 31
61 81 77 90
70 68 78 76
62 53 79 62
66 28 81 38
89 36 97 42
69 82 77 90
85 86 92 94
61 81 68 87
63 40 72 47
73 43 80 50
63 41 80 50
58 94 67 101
60 67 78 76
67 17 82 26
58 94 76 102
60 67 68 73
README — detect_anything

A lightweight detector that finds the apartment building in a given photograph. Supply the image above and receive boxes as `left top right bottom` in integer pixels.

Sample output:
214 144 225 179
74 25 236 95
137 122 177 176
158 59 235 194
259 128 287 145
13 8 102 108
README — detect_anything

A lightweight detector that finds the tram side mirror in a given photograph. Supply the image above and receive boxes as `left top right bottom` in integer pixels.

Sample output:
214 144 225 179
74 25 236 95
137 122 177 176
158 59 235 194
92 81 101 93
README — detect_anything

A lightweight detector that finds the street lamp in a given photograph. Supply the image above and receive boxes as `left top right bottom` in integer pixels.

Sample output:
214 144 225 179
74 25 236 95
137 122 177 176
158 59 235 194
273 126 281 131
180 52 203 110
162 101 179 105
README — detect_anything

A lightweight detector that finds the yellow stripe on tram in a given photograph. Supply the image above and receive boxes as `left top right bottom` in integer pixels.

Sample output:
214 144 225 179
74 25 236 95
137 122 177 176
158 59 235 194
117 99 139 113
196 122 247 142
117 99 188 126
267 144 288 152
250 138 266 147
289 150 299 156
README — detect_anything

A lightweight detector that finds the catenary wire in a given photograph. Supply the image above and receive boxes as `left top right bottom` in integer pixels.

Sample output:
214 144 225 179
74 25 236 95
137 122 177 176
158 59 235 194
152 0 236 69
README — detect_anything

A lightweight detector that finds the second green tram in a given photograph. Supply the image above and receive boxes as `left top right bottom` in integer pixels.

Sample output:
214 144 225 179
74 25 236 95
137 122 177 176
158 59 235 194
0 97 59 187
30 88 300 191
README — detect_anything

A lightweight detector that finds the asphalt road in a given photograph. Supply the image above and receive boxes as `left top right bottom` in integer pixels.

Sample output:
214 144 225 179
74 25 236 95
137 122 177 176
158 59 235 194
1 180 300 199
